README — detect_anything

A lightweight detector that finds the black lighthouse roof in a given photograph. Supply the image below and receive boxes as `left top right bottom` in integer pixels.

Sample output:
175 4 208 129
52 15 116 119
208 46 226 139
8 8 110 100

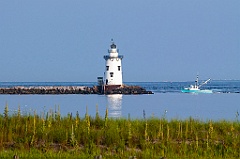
110 39 117 49
110 43 116 49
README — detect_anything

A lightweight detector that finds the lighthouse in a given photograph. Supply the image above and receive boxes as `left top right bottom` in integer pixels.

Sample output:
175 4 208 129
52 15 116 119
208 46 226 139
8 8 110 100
103 40 123 91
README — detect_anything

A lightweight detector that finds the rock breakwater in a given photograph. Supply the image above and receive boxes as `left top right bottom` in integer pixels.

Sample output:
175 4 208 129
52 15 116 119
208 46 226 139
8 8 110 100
0 85 153 95
104 85 153 94
0 86 96 94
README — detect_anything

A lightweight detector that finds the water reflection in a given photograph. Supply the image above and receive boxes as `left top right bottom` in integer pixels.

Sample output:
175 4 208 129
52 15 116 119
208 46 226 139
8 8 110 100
106 94 122 118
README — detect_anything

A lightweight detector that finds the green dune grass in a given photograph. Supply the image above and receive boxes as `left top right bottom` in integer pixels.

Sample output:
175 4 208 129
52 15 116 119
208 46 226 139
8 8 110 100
0 104 239 158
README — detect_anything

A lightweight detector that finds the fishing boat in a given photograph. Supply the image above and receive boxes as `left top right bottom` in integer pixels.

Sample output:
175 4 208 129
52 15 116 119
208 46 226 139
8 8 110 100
181 76 213 93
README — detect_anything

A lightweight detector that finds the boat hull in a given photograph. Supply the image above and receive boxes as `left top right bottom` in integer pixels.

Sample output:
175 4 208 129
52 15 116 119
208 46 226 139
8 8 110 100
181 89 213 93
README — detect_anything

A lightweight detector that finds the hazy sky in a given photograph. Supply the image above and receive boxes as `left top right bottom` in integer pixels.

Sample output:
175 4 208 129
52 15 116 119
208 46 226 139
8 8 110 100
0 1 239 82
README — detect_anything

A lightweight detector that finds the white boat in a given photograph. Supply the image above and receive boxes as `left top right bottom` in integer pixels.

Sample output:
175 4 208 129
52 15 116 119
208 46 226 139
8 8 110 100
181 76 213 93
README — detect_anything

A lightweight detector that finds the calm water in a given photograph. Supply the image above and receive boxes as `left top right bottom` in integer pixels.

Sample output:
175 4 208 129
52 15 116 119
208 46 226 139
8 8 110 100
0 81 240 121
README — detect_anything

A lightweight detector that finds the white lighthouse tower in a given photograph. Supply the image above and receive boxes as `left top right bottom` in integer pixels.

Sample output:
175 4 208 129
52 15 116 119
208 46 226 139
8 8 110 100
103 40 123 91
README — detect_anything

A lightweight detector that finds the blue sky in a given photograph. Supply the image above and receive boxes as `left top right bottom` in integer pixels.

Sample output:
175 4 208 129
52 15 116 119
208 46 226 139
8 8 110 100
0 1 239 82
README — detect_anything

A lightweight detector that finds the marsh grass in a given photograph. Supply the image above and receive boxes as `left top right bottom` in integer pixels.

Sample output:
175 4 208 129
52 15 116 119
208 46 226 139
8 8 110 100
0 104 240 158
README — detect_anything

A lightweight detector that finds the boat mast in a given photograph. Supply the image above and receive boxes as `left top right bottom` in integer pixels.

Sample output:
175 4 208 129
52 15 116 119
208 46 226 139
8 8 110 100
195 75 199 88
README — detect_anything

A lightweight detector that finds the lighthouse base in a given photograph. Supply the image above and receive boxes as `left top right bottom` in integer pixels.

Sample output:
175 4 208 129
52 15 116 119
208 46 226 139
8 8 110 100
104 85 122 92
103 85 153 95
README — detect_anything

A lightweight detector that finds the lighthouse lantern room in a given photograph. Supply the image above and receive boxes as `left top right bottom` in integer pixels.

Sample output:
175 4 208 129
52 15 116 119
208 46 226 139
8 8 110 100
103 40 123 91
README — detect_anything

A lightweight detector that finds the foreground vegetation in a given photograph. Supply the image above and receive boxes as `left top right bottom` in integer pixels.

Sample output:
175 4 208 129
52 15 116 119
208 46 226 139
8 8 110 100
0 104 240 158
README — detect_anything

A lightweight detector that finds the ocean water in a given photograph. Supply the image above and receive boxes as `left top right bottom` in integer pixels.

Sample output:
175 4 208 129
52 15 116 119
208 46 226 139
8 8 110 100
0 81 240 121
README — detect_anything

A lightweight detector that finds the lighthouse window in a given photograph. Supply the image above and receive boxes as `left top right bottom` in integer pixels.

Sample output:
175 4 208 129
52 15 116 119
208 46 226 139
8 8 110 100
118 66 121 71
110 72 114 77
106 66 109 71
